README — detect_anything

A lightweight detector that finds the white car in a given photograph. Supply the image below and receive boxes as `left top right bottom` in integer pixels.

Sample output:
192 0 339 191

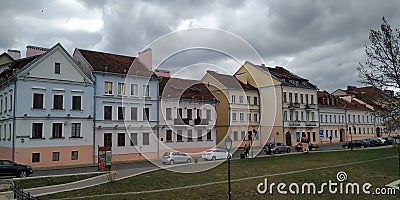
202 149 231 161
376 137 386 145
162 151 192 165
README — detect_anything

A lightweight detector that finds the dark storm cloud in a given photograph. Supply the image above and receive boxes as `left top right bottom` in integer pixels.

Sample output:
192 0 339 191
1 0 400 91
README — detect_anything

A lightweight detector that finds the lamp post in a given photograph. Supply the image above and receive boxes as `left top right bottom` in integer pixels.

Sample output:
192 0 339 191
396 138 400 176
350 125 355 151
225 136 232 200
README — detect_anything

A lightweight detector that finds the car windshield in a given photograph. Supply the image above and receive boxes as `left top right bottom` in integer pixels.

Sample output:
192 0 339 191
163 152 170 156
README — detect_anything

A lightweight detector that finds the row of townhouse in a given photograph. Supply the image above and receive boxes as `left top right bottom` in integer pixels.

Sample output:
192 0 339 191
202 61 387 148
0 44 217 167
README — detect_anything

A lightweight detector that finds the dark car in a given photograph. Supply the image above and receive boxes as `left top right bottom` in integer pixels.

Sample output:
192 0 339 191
295 143 319 152
362 138 382 147
0 160 33 178
342 140 369 149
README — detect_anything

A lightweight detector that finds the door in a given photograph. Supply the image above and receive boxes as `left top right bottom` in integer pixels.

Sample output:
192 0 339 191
376 127 381 137
285 132 292 146
339 129 344 142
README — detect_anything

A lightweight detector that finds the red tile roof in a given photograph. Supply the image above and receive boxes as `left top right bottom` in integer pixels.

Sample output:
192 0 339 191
206 70 257 90
77 49 153 76
318 91 372 111
0 55 39 84
159 77 216 101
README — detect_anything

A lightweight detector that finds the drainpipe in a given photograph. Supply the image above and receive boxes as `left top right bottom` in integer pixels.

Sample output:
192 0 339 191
12 78 17 161
92 75 97 163
280 85 285 145
156 78 160 159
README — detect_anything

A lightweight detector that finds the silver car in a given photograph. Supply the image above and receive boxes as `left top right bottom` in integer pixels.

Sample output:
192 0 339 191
162 151 192 165
202 149 231 161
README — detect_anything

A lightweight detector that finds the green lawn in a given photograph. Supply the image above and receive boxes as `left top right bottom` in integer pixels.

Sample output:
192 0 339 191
43 148 400 199
13 173 101 190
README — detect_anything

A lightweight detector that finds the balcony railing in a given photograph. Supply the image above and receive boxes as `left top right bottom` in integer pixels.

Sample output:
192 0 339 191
305 104 316 110
306 121 317 126
288 121 301 127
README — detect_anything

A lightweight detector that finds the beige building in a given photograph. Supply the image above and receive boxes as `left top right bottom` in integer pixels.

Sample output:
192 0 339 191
202 70 260 149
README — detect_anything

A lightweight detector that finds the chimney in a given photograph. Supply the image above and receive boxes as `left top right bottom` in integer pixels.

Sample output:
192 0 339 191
7 49 21 59
26 45 48 57
138 48 152 71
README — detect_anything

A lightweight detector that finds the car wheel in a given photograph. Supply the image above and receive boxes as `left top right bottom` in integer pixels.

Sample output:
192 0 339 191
169 160 174 165
212 156 216 161
286 148 291 153
187 158 192 163
274 149 279 154
18 171 27 178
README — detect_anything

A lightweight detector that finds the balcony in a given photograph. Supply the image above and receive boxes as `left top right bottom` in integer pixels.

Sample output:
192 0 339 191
194 118 209 125
174 118 190 125
288 121 301 127
305 104 316 110
288 102 300 110
306 121 317 126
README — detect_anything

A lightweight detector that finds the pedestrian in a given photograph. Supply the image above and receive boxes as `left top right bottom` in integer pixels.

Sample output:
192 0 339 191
244 145 249 158
329 135 332 143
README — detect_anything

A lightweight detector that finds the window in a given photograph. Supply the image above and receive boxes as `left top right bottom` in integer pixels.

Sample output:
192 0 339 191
359 128 362 134
239 113 244 121
118 107 125 120
130 133 137 146
118 83 126 95
197 130 202 141
104 106 112 120
118 133 125 146
32 123 43 139
247 96 251 104
284 111 288 121
300 111 304 121
143 108 150 121
0 125 2 140
143 85 150 97
187 109 192 119
233 131 238 140
53 94 63 110
52 152 60 161
4 96 7 112
0 97 2 113
187 130 193 141
305 94 309 104
54 62 61 74
300 94 304 104
206 130 212 140
178 108 183 118
130 84 138 96
283 92 287 102
335 130 338 138
131 107 138 121
104 133 112 147
254 113 258 122
52 123 63 138
72 96 81 110
196 109 202 119
32 153 40 163
71 123 81 138
206 110 211 120
254 97 258 105
8 124 11 140
71 151 78 160
143 133 149 145
288 92 292 103
248 113 252 121
239 96 244 104
166 108 172 120
104 81 113 95
166 130 172 142
232 95 236 103
232 113 237 121
294 93 298 103
33 93 44 109
320 114 323 122
311 95 314 104
177 130 183 142
241 131 246 140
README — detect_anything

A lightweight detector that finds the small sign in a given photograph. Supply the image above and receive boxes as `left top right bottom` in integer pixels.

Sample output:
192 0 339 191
98 146 112 171
319 130 324 138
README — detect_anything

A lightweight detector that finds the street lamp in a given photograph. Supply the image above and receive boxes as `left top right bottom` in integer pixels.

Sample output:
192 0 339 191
225 136 232 200
396 138 400 176
351 125 355 151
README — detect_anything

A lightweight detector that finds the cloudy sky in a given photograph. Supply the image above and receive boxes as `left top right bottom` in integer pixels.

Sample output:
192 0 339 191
1 0 400 92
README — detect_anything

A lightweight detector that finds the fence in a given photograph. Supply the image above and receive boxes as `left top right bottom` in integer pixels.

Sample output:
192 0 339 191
10 185 39 200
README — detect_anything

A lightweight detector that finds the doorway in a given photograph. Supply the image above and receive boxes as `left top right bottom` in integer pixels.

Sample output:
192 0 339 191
376 127 381 137
285 132 292 146
339 129 344 142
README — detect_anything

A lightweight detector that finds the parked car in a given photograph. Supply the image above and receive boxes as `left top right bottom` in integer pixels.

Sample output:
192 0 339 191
295 143 319 152
265 142 291 154
342 140 369 148
363 138 383 147
0 160 33 178
202 149 231 161
375 137 387 145
162 151 192 165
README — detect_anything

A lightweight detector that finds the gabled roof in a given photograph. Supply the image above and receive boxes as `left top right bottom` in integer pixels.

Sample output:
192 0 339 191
76 49 153 77
345 86 386 107
159 77 216 101
0 52 14 62
318 91 373 111
206 70 257 90
0 55 39 84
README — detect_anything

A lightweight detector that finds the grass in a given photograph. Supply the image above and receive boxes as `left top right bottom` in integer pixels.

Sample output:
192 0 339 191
13 173 101 190
43 148 400 199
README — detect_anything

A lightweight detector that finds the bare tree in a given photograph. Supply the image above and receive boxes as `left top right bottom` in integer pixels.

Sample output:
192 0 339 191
357 17 400 133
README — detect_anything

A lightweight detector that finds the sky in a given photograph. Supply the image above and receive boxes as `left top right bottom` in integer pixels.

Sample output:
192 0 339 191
1 0 400 92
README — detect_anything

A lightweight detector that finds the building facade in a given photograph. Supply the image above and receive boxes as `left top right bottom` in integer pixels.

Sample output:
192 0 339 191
0 43 94 167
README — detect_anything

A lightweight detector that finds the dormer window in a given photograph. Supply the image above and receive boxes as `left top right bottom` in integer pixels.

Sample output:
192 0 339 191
55 62 61 74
